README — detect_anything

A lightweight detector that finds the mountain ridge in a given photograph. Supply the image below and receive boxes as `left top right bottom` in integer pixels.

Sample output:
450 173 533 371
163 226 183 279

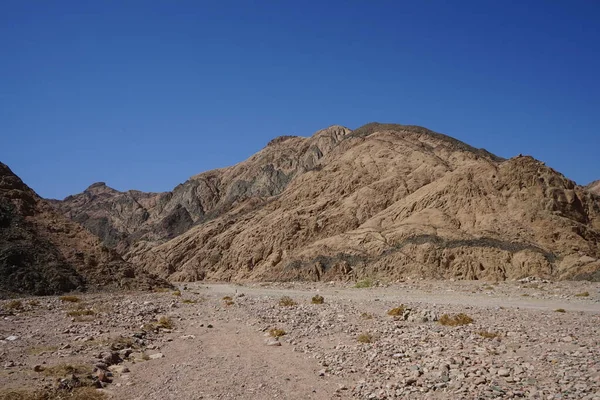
49 123 600 283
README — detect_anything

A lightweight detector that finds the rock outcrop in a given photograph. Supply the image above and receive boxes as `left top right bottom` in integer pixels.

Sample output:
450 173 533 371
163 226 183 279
0 163 168 297
52 123 600 283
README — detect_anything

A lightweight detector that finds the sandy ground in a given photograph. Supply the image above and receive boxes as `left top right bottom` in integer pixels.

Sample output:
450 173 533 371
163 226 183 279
1 279 599 399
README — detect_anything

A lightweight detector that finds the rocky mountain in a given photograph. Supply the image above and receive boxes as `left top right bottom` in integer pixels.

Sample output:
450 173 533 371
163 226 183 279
51 125 352 254
0 162 168 297
53 123 600 283
587 180 600 196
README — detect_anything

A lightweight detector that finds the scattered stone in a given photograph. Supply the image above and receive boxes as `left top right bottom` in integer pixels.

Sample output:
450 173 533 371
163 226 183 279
265 339 281 347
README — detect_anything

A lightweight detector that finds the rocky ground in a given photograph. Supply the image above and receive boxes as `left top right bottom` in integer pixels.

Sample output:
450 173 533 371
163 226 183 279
1 279 599 399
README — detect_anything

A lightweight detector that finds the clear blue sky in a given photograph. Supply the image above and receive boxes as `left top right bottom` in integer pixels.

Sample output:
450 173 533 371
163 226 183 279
1 0 599 199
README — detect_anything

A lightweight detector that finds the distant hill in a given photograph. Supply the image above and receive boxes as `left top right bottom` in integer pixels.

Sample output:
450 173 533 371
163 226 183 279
51 123 600 282
0 162 168 297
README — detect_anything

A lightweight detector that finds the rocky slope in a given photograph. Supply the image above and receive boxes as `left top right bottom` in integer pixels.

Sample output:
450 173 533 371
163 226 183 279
50 126 352 255
0 162 167 297
587 180 600 196
53 123 600 283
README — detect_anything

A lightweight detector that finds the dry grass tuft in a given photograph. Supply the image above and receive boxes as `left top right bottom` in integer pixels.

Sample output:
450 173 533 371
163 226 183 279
157 316 174 329
172 290 182 296
311 295 324 304
224 300 235 306
387 305 406 316
554 308 566 313
278 296 297 307
354 278 373 288
222 296 233 301
357 332 374 343
4 300 23 311
269 328 286 338
59 295 81 303
360 312 373 320
439 313 474 326
477 330 501 339
67 309 95 317
575 291 589 297
153 287 170 293
27 345 59 355
38 363 90 378
108 336 136 350
0 387 106 400
181 299 197 304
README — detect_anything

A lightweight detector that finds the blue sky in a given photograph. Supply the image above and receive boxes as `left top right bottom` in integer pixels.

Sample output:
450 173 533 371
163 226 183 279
1 0 599 199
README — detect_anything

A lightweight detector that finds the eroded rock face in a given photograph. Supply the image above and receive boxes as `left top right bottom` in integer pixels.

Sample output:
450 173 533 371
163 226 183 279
0 163 168 297
53 123 600 283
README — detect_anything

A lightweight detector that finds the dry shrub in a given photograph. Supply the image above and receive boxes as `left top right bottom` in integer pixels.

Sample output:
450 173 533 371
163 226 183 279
354 279 373 288
4 300 23 311
222 296 233 301
439 313 474 326
181 299 197 304
269 328 286 338
278 296 297 307
477 331 500 339
172 290 182 296
575 291 589 297
555 308 566 313
311 295 324 304
357 333 373 343
153 287 170 293
224 300 235 306
157 316 174 329
59 296 81 303
67 309 95 317
39 364 90 378
108 336 135 350
387 305 406 316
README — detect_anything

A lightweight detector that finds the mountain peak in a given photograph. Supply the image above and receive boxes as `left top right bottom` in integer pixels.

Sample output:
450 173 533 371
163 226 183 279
84 182 118 195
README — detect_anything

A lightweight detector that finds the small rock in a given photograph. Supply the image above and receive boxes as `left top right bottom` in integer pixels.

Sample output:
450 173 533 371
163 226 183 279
498 368 510 377
180 335 195 340
149 353 164 359
5 336 18 341
96 369 111 383
265 339 281 347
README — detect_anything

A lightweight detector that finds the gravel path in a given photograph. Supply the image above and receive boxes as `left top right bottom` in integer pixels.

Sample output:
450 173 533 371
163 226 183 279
1 279 599 399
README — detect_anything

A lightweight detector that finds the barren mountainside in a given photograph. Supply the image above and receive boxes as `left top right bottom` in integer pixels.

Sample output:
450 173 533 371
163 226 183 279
53 123 600 283
0 163 167 296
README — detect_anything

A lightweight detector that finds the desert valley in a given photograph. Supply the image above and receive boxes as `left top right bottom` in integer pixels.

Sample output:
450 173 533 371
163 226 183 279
1 123 599 399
